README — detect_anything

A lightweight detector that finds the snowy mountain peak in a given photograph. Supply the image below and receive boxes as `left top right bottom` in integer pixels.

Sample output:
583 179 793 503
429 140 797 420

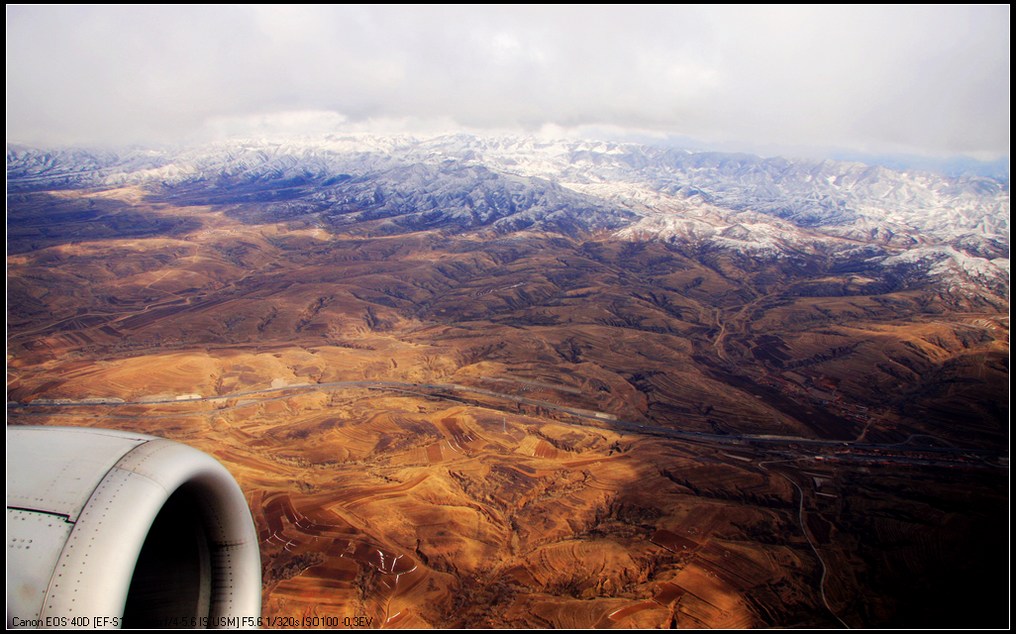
7 133 1009 300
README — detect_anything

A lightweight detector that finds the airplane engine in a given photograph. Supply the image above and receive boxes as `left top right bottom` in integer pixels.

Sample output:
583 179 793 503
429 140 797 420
7 426 261 629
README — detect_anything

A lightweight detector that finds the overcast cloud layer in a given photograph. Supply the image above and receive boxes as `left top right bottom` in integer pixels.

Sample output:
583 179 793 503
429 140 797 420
6 5 1010 159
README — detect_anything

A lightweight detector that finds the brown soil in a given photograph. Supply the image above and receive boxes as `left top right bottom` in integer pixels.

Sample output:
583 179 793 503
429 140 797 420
7 186 1008 628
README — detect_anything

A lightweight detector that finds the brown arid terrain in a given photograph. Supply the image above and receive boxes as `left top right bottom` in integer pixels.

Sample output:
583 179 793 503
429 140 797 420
7 184 1009 628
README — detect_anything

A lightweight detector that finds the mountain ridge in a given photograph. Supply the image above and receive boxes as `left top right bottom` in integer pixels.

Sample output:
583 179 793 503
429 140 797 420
8 134 1009 304
7 133 1009 629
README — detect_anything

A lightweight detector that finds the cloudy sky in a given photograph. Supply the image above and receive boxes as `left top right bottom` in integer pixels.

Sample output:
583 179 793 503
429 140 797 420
6 5 1010 159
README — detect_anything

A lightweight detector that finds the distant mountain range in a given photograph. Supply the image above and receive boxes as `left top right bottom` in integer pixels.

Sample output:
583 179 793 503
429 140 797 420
7 135 1009 301
7 135 1009 631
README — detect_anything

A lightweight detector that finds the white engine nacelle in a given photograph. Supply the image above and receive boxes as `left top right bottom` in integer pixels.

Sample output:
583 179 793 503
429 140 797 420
7 426 262 628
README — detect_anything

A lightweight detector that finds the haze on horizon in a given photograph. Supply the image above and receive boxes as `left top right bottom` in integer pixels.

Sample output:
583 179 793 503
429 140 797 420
5 5 1010 161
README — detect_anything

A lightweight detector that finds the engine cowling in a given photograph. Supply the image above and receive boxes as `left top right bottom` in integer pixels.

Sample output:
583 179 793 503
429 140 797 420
7 426 261 629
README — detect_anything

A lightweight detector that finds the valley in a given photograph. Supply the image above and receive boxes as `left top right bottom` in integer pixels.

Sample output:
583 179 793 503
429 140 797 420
6 138 1009 628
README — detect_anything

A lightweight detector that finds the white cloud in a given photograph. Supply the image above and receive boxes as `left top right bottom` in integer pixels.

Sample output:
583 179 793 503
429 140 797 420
200 110 349 142
5 5 1009 158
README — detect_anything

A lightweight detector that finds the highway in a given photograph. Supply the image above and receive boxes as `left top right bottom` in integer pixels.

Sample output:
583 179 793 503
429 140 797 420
9 379 1006 468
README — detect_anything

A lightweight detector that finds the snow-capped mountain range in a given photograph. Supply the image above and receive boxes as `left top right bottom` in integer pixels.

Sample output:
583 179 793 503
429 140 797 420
7 134 1009 298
